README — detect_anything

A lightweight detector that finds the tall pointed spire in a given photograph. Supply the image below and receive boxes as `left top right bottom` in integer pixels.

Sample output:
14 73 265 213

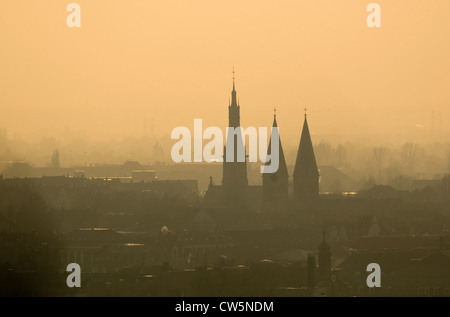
232 67 235 91
293 111 319 198
231 68 238 107
228 68 240 127
263 109 288 204
222 69 247 205
267 110 287 176
267 108 288 176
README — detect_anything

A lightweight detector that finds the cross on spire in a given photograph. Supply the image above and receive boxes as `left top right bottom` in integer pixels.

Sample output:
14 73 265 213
273 107 277 118
304 107 307 117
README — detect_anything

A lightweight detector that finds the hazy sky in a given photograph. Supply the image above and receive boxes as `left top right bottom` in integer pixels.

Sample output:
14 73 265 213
1 0 449 144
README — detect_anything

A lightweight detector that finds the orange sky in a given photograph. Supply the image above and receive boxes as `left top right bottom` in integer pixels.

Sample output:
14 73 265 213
1 0 449 145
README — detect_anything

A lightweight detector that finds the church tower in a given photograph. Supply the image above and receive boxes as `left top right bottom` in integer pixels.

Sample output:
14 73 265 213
222 70 248 204
263 110 288 203
293 110 319 199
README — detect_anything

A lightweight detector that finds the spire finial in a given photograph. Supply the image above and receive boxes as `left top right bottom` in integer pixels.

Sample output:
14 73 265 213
304 107 307 117
274 107 277 119
230 68 238 107
232 67 235 91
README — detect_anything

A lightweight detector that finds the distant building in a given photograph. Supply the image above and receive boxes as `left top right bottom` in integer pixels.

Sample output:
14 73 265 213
50 149 60 169
131 170 156 183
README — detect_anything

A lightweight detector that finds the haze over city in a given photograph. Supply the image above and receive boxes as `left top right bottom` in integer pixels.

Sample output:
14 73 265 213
1 1 449 143
2 0 450 299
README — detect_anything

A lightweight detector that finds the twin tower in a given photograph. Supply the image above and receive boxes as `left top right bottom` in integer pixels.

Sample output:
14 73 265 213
220 77 319 205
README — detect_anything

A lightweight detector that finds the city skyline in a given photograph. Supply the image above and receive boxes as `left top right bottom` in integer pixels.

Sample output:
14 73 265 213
1 1 450 299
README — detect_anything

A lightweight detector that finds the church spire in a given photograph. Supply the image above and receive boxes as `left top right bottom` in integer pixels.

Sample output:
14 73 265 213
222 69 248 204
232 67 235 91
267 109 286 175
228 68 240 127
293 111 319 198
263 109 289 203
231 68 238 107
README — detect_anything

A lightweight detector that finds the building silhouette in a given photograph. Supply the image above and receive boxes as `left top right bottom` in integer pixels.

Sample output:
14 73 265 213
262 111 288 203
222 74 248 204
205 74 320 207
293 111 319 199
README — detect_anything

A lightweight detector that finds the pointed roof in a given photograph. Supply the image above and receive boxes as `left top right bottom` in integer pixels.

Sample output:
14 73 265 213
293 114 319 179
232 67 236 91
265 113 288 176
230 68 238 107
